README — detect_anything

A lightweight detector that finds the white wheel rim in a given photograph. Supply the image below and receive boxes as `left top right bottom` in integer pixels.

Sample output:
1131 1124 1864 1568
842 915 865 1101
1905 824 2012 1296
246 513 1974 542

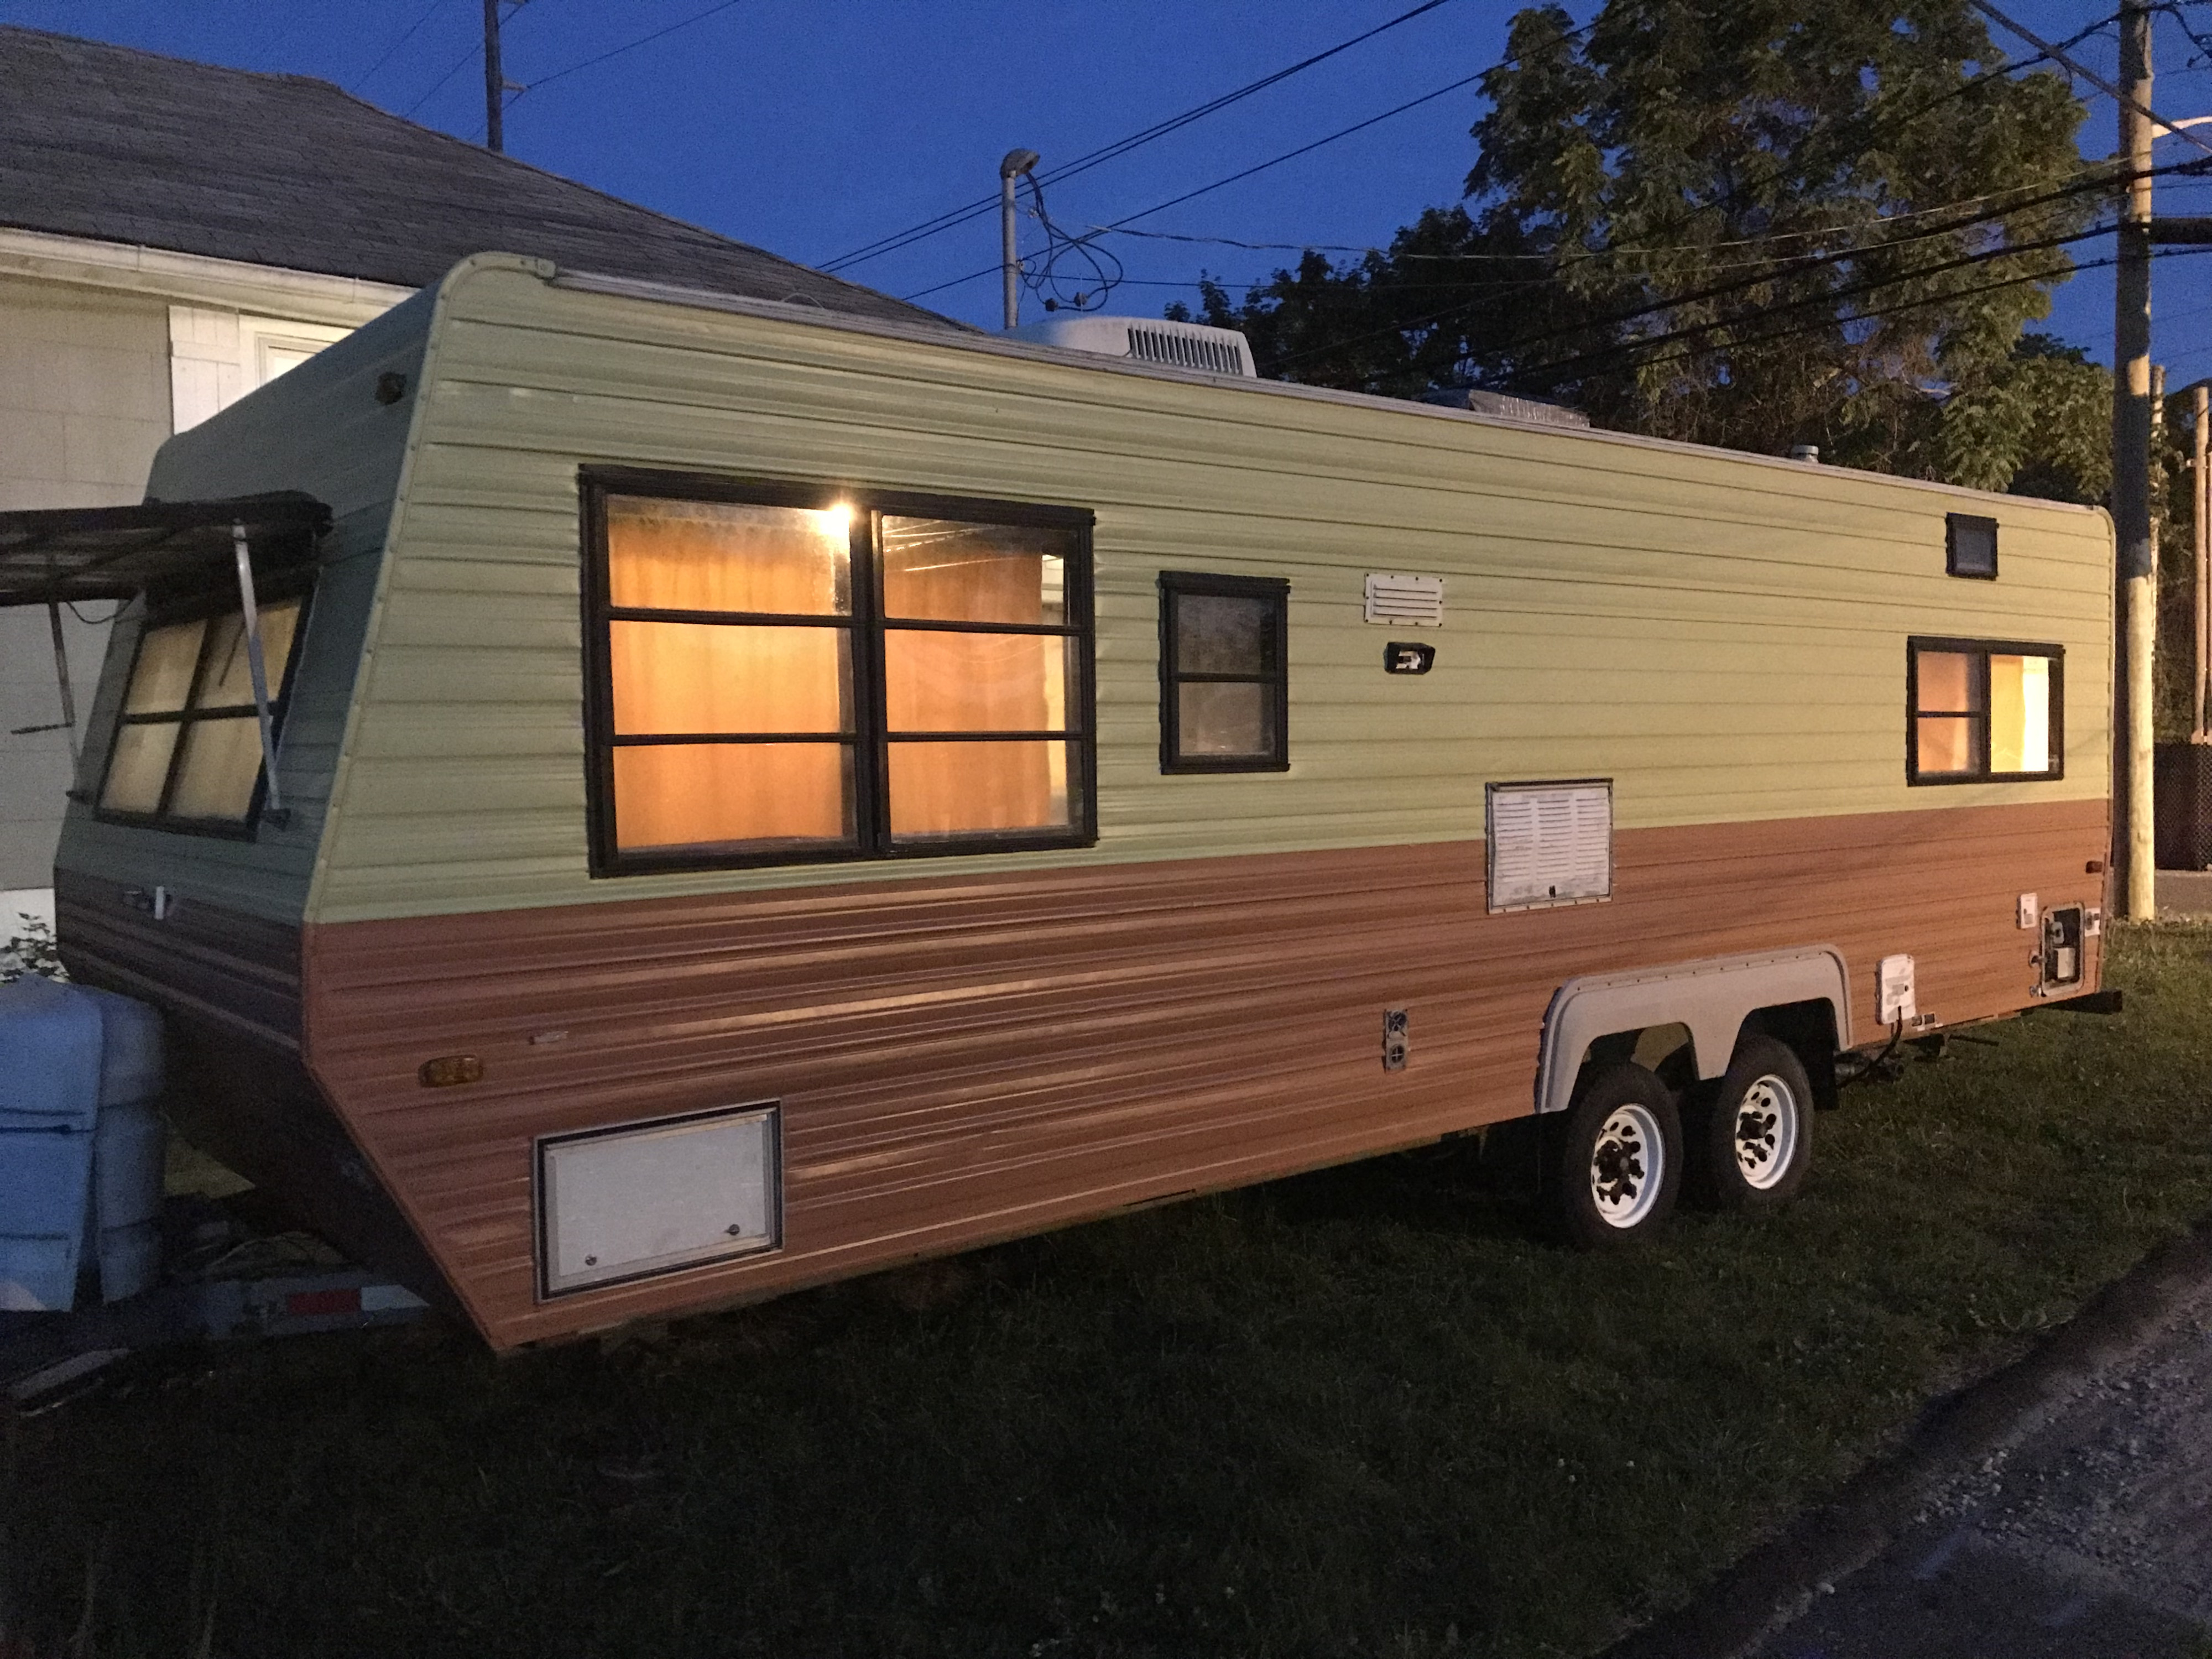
1733 1073 1799 1191
1589 1102 1665 1228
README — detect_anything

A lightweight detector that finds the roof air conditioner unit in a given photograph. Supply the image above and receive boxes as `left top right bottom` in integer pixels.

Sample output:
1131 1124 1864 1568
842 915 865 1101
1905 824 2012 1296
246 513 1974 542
1009 314 1256 378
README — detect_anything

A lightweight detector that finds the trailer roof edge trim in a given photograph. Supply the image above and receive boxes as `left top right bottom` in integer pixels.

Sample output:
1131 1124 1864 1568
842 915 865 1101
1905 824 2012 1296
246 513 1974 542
547 267 2101 515
0 492 331 607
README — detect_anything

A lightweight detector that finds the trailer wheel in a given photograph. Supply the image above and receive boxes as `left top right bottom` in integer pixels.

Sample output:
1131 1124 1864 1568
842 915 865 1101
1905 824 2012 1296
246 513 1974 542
1547 1063 1682 1249
1689 1035 1813 1212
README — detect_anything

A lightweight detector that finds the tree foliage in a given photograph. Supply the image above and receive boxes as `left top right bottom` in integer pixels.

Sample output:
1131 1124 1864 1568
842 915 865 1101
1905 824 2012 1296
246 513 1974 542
1172 0 2099 495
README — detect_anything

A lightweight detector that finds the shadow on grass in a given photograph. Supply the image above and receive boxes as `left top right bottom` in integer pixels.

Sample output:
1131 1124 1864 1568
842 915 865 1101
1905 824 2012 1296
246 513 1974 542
8 923 2212 1659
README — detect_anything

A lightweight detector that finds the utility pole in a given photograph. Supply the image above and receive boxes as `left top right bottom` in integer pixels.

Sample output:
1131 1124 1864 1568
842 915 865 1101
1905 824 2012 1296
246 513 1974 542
999 149 1039 330
484 0 505 153
2196 381 2210 740
2115 0 2156 919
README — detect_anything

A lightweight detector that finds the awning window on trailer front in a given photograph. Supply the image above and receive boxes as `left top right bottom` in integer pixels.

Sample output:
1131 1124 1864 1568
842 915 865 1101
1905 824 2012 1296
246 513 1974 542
0 493 329 826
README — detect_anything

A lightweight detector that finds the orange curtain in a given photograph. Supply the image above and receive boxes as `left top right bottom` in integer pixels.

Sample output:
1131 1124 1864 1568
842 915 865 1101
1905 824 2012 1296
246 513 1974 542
607 498 854 849
880 523 1061 836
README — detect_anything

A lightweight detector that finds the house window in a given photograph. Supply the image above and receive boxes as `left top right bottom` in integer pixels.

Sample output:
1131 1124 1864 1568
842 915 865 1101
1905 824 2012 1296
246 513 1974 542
98 592 306 830
1945 514 1998 579
1908 637 2062 783
1158 572 1290 773
583 473 1094 874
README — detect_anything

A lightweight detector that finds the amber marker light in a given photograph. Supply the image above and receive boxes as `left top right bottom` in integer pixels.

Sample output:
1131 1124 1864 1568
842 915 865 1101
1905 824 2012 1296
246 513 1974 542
418 1055 484 1087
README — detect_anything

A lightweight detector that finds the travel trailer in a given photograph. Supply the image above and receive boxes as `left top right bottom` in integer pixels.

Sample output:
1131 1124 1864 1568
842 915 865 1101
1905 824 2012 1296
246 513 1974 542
0 253 2112 1352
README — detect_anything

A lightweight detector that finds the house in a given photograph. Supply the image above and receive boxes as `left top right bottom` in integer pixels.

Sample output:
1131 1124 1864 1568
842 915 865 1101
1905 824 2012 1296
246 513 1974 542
0 23 953 923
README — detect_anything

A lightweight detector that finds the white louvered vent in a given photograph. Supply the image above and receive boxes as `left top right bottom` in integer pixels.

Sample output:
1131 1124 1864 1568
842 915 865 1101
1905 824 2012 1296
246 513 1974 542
1126 326 1247 376
1486 781 1613 912
1363 572 1444 626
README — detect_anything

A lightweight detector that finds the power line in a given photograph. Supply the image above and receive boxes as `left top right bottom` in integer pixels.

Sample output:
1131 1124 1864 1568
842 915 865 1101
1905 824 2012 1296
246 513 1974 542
401 37 481 116
352 0 452 93
1971 0 2212 156
1538 241 2212 392
1494 221 2109 390
523 0 747 94
817 0 1471 273
1256 150 2201 378
900 66 1490 302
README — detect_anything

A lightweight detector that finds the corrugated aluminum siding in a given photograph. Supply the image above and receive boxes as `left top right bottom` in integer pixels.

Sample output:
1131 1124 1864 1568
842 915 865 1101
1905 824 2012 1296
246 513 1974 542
310 257 2111 925
54 290 435 925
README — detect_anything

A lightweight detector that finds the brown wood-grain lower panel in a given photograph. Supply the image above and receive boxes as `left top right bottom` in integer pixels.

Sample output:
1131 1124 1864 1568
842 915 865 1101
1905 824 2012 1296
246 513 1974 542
302 797 2109 1349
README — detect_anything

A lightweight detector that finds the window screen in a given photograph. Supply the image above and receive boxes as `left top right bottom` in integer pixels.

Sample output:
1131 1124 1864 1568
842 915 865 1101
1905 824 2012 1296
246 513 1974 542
585 475 1094 874
1908 638 2061 783
1158 572 1290 773
98 594 305 830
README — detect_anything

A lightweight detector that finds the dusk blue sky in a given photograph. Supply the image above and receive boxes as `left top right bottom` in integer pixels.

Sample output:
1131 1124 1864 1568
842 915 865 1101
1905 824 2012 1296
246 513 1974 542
6 1 2212 374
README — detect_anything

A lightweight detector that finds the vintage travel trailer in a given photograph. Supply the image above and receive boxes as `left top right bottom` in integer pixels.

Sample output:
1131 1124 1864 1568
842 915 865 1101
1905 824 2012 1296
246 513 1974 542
0 253 2112 1351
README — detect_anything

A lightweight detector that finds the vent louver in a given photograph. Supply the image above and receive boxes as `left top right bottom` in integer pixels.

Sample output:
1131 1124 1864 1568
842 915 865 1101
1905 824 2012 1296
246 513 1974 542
1126 326 1247 376
1486 781 1613 912
1363 572 1444 626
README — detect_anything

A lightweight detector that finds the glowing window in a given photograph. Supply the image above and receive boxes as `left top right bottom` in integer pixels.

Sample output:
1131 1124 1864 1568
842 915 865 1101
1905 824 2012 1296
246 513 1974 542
1908 638 2061 784
587 478 1093 874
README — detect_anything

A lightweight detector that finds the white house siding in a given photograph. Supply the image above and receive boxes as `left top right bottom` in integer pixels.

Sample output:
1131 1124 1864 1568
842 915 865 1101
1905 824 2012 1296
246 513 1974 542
0 274 169 889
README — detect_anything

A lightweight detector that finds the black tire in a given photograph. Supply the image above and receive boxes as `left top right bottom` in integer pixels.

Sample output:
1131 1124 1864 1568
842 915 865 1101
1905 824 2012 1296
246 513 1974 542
1686 1034 1814 1212
1545 1063 1682 1250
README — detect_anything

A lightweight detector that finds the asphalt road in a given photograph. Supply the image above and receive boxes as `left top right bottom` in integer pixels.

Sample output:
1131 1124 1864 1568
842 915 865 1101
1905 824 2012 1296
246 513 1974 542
1606 1221 2212 1659
1746 1272 2212 1659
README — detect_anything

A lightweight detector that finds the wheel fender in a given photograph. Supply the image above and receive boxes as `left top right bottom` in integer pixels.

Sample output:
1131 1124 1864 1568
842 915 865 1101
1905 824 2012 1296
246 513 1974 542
1533 947 1851 1116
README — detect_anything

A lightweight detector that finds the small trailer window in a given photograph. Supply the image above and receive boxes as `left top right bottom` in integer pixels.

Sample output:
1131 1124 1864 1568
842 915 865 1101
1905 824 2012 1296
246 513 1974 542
1907 637 2062 783
584 473 1094 873
98 593 305 829
1157 571 1290 773
1945 514 1998 578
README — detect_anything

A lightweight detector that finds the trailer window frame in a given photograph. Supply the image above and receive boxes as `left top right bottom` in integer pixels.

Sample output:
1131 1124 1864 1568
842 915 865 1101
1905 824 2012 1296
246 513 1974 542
1906 635 2065 785
581 467 1098 876
91 577 313 839
1157 570 1292 774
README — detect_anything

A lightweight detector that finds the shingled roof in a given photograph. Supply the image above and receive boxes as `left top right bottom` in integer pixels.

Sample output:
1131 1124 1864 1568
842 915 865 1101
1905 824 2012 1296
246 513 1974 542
0 25 962 330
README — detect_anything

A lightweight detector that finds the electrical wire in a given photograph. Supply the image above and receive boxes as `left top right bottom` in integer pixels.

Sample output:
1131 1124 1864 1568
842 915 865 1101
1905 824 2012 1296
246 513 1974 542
901 66 1490 302
400 37 481 116
1492 221 2110 389
521 0 748 95
1018 175 1126 312
818 0 1471 274
1971 0 2212 156
1526 241 2212 392
1254 150 2176 377
352 0 452 94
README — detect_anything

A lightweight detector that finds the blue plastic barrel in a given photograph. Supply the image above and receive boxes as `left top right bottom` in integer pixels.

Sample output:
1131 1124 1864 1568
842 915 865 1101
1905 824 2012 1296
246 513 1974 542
0 975 168 1309
0 973 103 1310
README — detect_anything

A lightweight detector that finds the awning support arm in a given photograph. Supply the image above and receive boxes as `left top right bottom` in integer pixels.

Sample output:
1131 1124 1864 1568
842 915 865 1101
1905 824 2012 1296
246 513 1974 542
232 522 285 820
45 600 79 768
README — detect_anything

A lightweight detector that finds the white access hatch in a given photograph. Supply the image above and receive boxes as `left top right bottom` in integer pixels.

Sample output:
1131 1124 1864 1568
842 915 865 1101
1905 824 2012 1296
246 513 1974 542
536 1104 780 1296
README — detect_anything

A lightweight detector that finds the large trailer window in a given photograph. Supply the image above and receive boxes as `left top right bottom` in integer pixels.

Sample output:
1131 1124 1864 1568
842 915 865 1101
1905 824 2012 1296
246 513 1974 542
584 472 1094 874
1907 637 2062 784
98 594 305 830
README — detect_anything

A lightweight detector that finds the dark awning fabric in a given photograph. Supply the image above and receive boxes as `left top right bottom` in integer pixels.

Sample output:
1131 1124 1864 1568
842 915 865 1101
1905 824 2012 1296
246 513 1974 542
0 492 330 607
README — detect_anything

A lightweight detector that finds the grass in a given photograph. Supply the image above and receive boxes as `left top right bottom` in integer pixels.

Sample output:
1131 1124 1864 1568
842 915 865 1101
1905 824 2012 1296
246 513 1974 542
9 922 2212 1658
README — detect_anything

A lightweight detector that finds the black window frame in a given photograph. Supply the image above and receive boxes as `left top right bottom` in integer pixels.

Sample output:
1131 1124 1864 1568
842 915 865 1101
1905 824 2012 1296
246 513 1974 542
92 577 314 839
581 466 1098 877
1945 513 1999 580
1906 635 2065 785
1157 570 1291 774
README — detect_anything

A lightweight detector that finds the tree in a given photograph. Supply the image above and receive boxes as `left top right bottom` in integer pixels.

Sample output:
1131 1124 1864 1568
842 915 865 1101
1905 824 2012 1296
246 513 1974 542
1176 0 2096 486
